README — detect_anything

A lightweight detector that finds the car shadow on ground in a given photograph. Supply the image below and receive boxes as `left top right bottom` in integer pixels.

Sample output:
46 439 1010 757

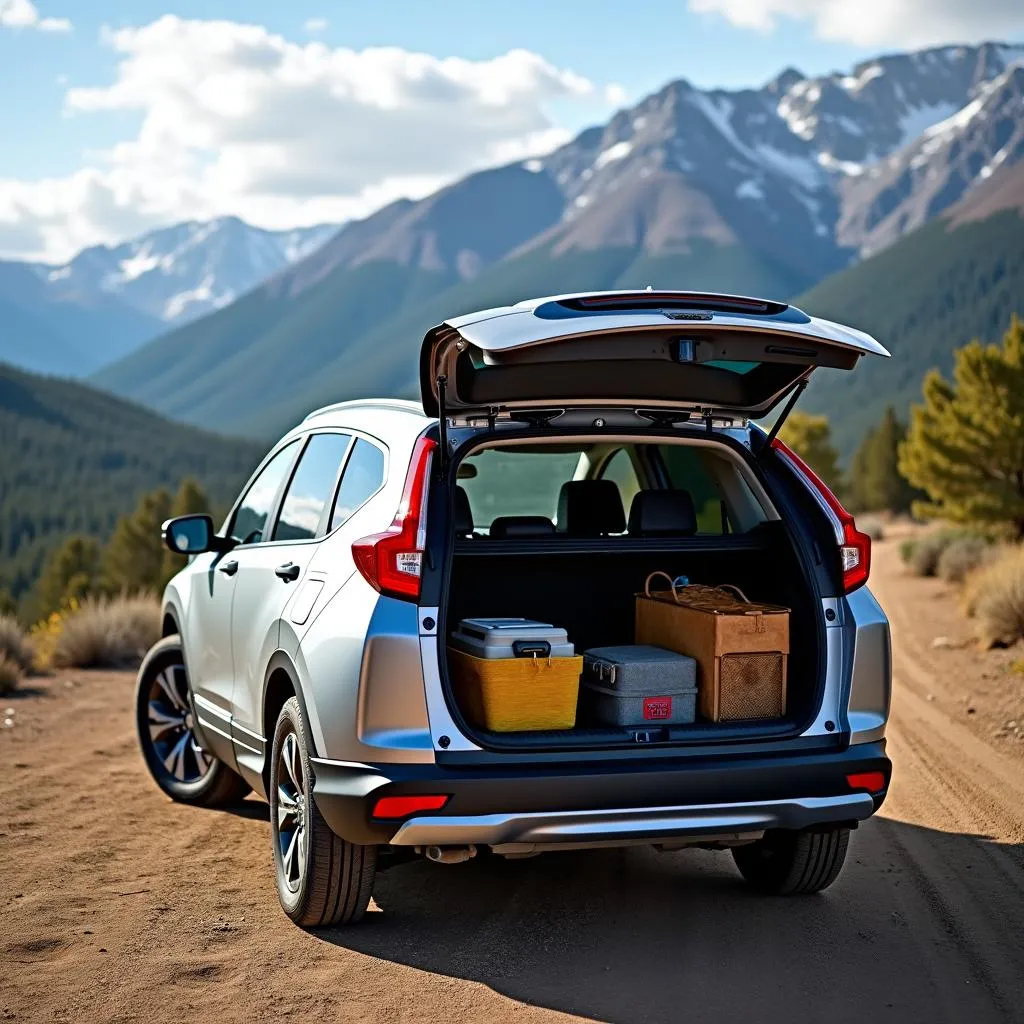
316 817 1024 1024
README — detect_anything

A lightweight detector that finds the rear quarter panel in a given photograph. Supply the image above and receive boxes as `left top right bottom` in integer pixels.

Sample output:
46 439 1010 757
844 585 892 744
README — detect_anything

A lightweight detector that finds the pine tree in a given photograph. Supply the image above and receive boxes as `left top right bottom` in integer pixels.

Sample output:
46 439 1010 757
777 412 843 495
160 479 212 589
848 407 917 513
899 316 1024 536
29 535 101 620
101 488 173 594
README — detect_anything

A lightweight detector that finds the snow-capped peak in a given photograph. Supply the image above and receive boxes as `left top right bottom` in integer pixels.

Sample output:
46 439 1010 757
36 218 339 326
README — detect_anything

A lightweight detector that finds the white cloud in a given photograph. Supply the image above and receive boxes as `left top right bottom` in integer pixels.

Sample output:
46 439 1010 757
605 83 629 106
0 16 611 261
304 16 328 34
0 0 71 31
688 0 1024 47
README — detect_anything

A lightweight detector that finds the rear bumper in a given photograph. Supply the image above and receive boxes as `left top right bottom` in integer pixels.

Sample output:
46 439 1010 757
311 739 889 847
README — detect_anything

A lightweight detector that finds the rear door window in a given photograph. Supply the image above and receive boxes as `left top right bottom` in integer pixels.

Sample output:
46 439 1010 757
330 438 386 530
273 432 352 542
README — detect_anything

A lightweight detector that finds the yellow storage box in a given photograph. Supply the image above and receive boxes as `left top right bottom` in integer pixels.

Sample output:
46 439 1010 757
448 648 582 732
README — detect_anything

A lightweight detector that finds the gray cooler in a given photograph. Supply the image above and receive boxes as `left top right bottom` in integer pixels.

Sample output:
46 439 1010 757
581 645 697 726
450 618 575 659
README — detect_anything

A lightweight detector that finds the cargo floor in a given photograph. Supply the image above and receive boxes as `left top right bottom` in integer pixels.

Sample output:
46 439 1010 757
442 530 823 749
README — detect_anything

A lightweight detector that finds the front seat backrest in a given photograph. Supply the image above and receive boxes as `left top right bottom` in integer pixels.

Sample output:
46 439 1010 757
556 480 626 537
628 489 698 537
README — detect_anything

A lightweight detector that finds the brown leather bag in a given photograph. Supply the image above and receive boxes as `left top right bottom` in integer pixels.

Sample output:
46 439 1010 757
635 572 789 722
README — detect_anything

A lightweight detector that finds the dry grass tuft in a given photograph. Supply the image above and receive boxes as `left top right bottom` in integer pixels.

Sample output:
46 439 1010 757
963 547 1024 648
52 595 161 670
0 614 34 676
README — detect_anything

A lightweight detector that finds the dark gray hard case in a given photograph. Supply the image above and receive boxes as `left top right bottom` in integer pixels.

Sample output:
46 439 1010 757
581 645 698 726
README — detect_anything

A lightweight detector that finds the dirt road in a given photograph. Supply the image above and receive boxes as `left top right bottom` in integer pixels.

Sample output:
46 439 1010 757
2 546 1024 1023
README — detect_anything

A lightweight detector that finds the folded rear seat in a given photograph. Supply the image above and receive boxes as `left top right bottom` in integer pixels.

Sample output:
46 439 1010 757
489 516 556 538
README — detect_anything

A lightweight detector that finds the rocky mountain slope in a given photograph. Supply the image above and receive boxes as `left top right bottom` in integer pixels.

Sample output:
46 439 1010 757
76 41 1024 440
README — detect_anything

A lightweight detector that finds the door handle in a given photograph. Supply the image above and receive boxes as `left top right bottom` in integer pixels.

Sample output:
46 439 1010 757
218 559 239 576
275 562 301 582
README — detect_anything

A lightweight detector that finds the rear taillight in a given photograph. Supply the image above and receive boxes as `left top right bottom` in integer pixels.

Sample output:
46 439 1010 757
352 436 436 601
770 437 871 594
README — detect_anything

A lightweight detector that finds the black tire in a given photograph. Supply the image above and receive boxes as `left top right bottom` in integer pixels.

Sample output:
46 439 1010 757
732 827 851 895
270 697 377 927
135 635 251 807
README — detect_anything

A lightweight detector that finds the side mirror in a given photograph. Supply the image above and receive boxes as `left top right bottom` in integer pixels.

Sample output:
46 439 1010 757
162 514 218 555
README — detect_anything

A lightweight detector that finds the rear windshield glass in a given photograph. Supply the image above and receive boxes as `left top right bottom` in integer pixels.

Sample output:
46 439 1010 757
458 441 761 536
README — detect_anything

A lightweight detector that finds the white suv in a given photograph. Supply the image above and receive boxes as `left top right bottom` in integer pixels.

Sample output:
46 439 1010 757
136 290 893 927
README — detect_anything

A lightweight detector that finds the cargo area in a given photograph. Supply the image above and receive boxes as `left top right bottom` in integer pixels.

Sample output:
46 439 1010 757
437 434 825 750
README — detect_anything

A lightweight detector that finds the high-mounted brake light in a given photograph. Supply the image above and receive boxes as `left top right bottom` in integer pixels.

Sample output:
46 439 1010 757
770 437 871 594
352 436 436 601
371 794 449 820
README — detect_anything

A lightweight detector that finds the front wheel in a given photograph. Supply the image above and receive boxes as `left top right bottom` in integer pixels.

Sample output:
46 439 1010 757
732 827 851 895
135 636 250 806
270 697 377 927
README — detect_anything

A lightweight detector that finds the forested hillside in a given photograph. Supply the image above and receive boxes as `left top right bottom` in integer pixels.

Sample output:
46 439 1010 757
0 364 261 600
799 191 1024 457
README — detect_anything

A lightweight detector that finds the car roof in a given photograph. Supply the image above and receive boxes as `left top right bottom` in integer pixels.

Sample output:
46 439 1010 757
282 398 431 445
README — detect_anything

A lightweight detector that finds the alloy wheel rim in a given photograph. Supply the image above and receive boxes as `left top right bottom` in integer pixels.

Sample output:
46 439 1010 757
276 730 307 894
147 664 213 784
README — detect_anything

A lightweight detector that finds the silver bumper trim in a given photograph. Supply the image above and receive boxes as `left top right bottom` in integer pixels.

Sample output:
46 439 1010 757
389 793 875 848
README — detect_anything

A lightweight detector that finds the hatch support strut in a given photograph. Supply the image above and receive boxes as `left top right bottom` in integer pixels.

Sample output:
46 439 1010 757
436 375 450 480
761 377 808 456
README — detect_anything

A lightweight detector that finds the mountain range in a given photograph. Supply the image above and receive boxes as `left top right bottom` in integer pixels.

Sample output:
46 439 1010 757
0 40 1018 456
86 41 1024 448
0 218 335 376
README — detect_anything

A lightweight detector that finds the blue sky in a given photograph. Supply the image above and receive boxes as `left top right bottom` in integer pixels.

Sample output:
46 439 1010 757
1 0 1022 261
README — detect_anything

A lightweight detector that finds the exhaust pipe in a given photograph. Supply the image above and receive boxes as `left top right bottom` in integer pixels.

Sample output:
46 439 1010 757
423 845 477 865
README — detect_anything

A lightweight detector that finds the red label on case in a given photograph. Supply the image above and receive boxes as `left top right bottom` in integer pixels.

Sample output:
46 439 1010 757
643 696 672 720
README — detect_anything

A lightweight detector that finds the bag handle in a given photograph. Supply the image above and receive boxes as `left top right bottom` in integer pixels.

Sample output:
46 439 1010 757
644 571 682 600
715 583 751 603
643 573 760 619
645 572 753 605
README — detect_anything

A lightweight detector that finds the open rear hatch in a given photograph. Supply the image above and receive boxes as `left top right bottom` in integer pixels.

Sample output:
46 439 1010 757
421 290 889 421
422 291 889 755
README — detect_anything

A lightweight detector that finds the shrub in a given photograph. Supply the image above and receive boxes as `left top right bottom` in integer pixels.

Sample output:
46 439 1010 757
900 538 918 564
936 536 994 584
52 595 161 670
964 548 1024 647
0 614 34 674
905 529 988 578
0 656 21 696
858 517 885 541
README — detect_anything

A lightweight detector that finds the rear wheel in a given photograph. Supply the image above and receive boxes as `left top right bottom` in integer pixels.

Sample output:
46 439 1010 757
732 827 851 895
270 697 377 927
135 636 250 806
